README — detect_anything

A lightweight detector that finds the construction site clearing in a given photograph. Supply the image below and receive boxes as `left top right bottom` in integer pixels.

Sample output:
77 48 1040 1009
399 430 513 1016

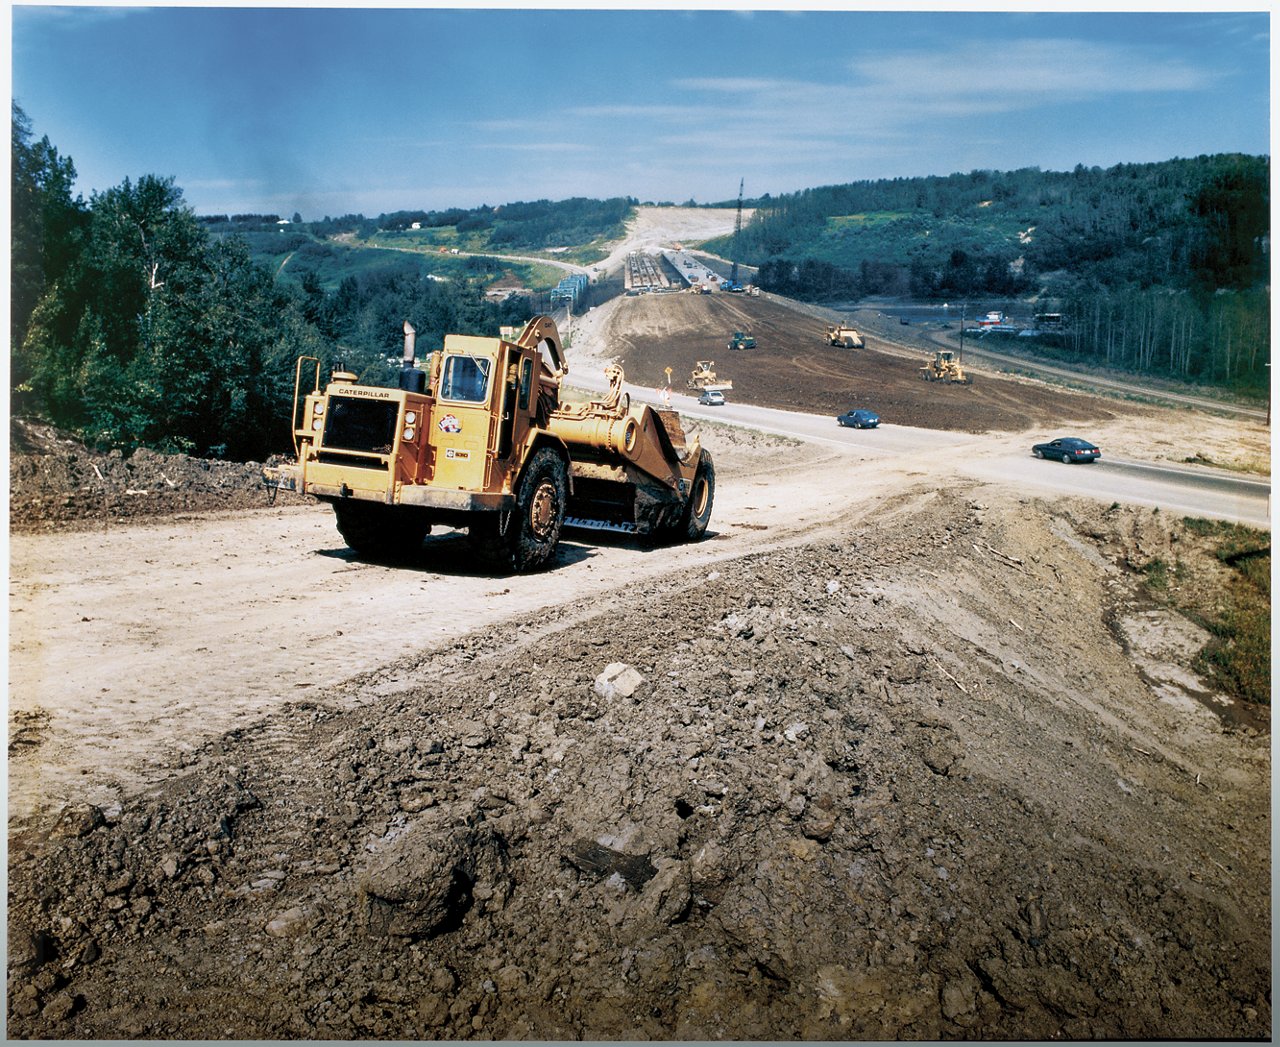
590 288 1113 432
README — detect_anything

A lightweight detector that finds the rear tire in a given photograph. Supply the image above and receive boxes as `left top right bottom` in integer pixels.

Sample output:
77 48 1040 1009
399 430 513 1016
1061 453 1072 464
333 501 430 562
470 448 568 572
664 450 716 543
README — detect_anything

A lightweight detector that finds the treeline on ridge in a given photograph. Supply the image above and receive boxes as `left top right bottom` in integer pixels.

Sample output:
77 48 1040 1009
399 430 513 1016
728 158 1269 389
199 196 634 253
11 104 547 460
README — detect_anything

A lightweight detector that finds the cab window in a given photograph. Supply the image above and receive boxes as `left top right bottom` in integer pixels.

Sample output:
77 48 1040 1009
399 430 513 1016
440 355 491 403
518 358 533 410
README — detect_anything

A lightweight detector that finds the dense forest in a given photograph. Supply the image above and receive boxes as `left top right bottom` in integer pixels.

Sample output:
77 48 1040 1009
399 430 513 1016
10 105 545 458
10 102 1270 461
722 157 1269 390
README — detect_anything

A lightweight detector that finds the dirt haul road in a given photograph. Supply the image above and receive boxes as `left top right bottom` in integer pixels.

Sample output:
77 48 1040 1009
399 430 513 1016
8 299 1272 1039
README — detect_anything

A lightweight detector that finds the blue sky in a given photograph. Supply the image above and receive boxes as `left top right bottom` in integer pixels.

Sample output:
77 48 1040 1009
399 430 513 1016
10 5 1271 219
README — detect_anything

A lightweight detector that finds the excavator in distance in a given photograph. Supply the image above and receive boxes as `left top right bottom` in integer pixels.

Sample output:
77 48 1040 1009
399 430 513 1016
264 316 716 572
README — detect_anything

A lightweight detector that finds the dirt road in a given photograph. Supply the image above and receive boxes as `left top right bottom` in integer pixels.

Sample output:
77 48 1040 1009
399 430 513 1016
8 429 865 826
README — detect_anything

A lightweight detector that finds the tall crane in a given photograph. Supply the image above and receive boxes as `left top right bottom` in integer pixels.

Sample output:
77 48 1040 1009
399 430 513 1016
728 178 745 289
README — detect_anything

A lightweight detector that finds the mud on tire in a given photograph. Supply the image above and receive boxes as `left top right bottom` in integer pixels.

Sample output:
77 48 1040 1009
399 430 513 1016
469 447 568 573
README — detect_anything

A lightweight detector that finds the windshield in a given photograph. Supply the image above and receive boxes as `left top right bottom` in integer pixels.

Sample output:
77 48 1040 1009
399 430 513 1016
440 355 491 403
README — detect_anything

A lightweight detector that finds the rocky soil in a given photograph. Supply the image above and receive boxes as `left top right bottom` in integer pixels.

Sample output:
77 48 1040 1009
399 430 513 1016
9 418 303 534
7 450 1271 1038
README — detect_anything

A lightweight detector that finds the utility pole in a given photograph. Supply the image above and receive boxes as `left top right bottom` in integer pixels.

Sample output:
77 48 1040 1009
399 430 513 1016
729 178 744 288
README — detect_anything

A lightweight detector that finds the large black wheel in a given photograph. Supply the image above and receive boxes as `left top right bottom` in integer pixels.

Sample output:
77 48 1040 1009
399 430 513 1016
469 448 568 572
333 500 430 562
1060 453 1072 464
659 450 716 544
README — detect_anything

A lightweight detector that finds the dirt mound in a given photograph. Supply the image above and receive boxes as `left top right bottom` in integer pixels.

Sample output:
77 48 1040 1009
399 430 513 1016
6 488 1269 1040
593 292 1131 433
9 418 300 533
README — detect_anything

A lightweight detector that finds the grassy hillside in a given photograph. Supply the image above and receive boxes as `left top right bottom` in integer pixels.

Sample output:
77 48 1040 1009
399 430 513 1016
211 228 566 295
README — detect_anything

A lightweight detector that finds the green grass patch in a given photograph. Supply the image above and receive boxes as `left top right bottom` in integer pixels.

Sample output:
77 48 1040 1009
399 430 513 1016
1183 452 1271 476
1154 518 1273 706
1141 557 1172 592
827 211 911 230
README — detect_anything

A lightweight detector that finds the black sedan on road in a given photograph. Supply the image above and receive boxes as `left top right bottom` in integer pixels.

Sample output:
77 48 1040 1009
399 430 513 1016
836 409 880 429
1033 437 1101 463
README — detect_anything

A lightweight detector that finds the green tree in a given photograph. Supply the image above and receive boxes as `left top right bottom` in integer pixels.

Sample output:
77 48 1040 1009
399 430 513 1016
11 102 86 388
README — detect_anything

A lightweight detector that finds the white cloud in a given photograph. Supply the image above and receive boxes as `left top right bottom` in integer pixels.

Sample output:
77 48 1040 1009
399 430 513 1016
853 38 1216 104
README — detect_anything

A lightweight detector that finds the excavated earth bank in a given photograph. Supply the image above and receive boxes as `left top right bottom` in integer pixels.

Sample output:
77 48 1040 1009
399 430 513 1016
7 457 1271 1039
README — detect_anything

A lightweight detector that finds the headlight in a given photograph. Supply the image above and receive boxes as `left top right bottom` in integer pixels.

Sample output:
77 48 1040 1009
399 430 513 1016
312 401 324 415
403 426 416 442
404 410 417 425
312 419 322 431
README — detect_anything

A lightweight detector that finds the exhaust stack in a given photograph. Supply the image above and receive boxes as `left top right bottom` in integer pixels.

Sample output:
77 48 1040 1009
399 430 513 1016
399 320 427 393
403 321 417 366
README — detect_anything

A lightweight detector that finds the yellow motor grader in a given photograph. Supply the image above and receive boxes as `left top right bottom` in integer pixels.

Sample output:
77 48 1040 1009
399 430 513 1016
919 350 972 384
264 316 715 572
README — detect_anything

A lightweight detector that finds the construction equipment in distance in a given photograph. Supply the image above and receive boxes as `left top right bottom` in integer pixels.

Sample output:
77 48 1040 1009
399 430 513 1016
919 350 973 384
727 331 756 351
688 360 733 393
264 316 715 572
825 324 864 348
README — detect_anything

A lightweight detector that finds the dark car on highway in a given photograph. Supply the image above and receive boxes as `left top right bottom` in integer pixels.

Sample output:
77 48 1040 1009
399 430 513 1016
836 409 880 429
1033 437 1101 463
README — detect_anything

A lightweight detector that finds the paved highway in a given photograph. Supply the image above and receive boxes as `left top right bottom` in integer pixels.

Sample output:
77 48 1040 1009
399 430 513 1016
568 366 1271 530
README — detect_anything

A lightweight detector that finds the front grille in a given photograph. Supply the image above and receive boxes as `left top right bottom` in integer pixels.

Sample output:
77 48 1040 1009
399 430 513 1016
316 452 388 470
323 397 398 454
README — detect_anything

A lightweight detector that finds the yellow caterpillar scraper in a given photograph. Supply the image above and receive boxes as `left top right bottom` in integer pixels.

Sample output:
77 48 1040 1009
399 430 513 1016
265 316 715 572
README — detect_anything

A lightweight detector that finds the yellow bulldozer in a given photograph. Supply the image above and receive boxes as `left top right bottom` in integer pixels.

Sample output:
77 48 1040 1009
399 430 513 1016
264 316 715 572
825 324 864 348
687 360 733 392
919 350 972 384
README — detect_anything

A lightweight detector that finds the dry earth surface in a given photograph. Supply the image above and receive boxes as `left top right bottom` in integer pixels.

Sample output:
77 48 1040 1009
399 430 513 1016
7 245 1272 1039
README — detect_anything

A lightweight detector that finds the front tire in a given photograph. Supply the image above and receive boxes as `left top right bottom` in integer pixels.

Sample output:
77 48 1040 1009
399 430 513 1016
1034 450 1044 459
333 500 430 562
470 448 568 572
